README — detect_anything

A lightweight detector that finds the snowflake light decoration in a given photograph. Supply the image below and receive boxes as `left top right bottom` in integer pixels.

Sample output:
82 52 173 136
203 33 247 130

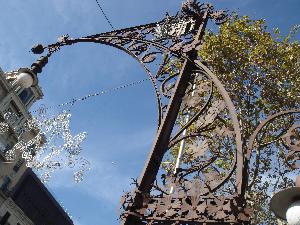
3 111 18 125
3 110 90 183
0 122 9 134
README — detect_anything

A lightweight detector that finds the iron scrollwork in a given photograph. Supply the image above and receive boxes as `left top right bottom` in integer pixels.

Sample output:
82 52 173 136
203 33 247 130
29 1 246 224
119 58 250 224
246 110 300 190
29 1 253 224
29 1 300 224
31 1 227 131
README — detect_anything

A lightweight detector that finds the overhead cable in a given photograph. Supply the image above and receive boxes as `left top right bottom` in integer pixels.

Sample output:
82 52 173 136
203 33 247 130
94 0 115 30
32 78 149 113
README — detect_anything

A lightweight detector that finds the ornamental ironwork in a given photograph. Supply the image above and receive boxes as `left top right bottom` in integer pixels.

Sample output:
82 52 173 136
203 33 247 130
8 0 299 224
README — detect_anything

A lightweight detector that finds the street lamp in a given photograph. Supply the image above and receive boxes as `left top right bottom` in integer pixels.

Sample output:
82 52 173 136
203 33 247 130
270 176 300 225
13 51 48 88
15 68 38 88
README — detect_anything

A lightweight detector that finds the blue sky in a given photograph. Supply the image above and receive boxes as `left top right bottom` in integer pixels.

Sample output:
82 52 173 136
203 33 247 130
0 0 299 225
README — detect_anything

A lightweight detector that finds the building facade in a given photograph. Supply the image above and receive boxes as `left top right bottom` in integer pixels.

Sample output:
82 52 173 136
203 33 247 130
0 66 43 196
0 67 74 225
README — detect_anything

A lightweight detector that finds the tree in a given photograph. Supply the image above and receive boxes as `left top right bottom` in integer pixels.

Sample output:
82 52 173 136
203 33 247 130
164 14 300 224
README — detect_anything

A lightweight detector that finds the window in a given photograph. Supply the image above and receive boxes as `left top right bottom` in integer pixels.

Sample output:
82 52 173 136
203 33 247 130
13 159 24 173
18 88 34 105
0 212 10 225
0 83 7 100
4 144 12 153
0 176 11 192
0 141 5 153
4 105 20 125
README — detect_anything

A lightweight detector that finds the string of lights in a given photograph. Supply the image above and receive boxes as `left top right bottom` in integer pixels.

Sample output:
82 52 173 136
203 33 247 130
94 0 115 30
32 78 150 113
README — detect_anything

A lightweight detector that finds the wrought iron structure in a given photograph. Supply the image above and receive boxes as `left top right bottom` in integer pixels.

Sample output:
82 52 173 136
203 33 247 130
10 0 300 224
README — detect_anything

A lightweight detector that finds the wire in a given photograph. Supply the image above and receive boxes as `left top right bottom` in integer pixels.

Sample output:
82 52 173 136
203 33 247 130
32 78 149 113
94 0 115 30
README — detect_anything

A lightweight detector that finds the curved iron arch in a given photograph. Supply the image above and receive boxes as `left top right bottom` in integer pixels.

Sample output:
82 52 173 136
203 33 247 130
25 2 255 224
32 34 184 129
31 26 244 190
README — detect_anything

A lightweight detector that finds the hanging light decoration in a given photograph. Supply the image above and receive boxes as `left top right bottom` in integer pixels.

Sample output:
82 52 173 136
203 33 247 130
3 110 90 183
3 111 19 125
0 122 9 134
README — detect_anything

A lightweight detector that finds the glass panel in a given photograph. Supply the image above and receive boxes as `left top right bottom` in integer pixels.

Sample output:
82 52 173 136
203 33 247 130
18 88 34 105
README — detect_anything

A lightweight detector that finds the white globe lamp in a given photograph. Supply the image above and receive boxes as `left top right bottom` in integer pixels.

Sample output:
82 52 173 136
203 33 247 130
16 72 34 88
270 176 300 225
15 68 38 88
286 200 300 225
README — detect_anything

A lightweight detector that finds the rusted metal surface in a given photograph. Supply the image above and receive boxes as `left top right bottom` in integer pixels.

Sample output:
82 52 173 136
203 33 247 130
26 0 300 224
120 193 251 224
296 176 300 187
29 1 248 224
30 1 227 129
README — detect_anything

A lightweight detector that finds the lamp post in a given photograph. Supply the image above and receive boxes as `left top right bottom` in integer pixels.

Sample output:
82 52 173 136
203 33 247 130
7 1 300 224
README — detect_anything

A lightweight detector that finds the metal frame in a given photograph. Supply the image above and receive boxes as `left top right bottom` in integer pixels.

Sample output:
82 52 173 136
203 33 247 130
16 1 299 224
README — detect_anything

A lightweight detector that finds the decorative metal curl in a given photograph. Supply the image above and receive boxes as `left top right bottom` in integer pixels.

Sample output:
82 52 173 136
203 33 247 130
27 2 261 224
119 59 247 224
246 110 300 189
29 2 227 130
